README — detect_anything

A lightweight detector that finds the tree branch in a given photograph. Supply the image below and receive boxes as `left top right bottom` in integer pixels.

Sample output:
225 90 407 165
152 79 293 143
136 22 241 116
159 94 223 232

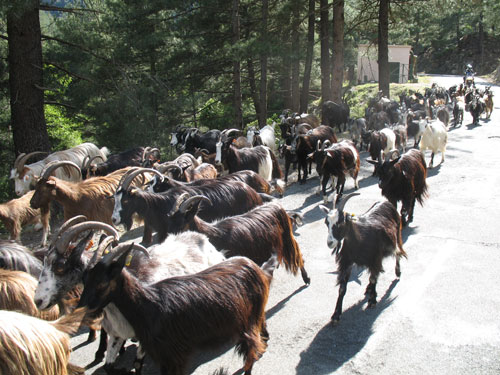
38 5 99 14
44 101 76 109
45 61 96 84
41 34 111 63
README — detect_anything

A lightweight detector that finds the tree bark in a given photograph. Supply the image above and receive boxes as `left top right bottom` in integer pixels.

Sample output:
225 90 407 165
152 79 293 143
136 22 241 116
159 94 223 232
319 0 331 102
331 0 344 103
247 57 261 120
300 0 315 113
259 0 269 127
290 0 301 113
281 13 292 110
231 0 243 129
378 0 390 98
7 0 51 154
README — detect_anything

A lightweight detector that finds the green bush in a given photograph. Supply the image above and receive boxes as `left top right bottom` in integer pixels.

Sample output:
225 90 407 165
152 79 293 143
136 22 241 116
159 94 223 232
45 105 84 151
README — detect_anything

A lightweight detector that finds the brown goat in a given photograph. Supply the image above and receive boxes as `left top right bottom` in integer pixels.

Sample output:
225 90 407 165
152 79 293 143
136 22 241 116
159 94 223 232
30 162 144 225
78 245 277 375
0 269 60 320
0 308 87 375
0 191 50 246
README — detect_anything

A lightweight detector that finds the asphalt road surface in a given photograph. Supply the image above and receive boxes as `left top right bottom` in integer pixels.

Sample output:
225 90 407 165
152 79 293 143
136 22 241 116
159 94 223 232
70 75 500 375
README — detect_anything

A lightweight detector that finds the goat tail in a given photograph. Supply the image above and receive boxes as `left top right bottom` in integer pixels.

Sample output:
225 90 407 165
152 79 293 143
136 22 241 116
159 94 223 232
277 208 305 275
269 148 284 180
67 363 85 375
51 307 88 335
397 219 408 259
261 254 279 279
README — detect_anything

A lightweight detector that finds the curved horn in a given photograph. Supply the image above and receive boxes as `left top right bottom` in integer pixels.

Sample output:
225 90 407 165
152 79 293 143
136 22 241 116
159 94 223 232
336 192 361 213
54 215 88 242
179 195 212 214
89 235 118 268
168 192 190 216
88 155 105 166
40 161 81 180
116 167 140 190
82 155 90 170
14 152 48 172
101 242 150 266
316 140 322 152
55 221 119 255
141 147 152 162
120 168 164 192
321 140 332 151
158 163 182 175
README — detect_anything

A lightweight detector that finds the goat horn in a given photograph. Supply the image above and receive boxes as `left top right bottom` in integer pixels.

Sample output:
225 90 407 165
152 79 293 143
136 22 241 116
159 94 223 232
120 168 163 192
88 155 105 165
55 215 88 242
82 155 90 170
101 242 150 266
223 128 240 138
336 192 361 213
55 221 119 255
198 149 210 155
89 235 118 268
116 167 141 190
168 192 190 217
158 163 182 175
40 160 81 180
141 147 152 162
14 151 48 172
179 195 212 214
322 140 332 151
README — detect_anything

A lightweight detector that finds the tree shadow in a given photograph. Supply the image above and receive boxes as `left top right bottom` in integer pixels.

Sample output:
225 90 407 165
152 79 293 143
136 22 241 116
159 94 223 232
295 279 399 375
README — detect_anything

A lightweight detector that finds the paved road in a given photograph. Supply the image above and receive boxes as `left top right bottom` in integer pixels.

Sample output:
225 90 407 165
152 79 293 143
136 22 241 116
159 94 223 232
70 75 500 374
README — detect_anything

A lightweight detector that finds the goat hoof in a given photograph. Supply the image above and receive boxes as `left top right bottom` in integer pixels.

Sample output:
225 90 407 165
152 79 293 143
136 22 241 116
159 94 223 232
330 315 340 325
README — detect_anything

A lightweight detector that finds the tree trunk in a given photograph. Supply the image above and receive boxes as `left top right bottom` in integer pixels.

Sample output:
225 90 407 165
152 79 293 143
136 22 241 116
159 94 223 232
7 0 51 154
232 0 243 129
378 0 390 98
247 57 261 120
319 0 331 102
281 13 292 110
331 0 344 103
290 0 301 113
259 0 269 127
300 0 315 113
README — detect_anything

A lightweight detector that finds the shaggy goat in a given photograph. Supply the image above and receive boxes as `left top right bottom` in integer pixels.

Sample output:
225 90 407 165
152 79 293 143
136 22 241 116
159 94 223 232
166 194 310 284
10 143 109 197
77 246 277 375
368 149 428 225
0 191 50 246
113 168 269 244
368 128 396 175
30 161 144 225
0 308 86 375
320 193 407 324
0 239 43 277
35 217 226 373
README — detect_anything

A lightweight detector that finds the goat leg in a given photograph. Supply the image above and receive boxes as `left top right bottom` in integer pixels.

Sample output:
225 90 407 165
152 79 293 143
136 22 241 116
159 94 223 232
366 273 379 308
300 266 311 285
133 345 147 375
429 152 435 169
142 224 153 245
331 266 352 324
94 328 108 361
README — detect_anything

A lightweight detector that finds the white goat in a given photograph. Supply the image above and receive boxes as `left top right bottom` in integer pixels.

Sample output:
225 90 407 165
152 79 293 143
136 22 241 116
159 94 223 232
10 143 109 196
247 122 277 152
419 119 447 168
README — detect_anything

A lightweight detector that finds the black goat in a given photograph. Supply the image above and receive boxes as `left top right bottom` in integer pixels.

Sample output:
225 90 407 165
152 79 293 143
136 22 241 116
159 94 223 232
78 245 277 375
215 131 285 195
293 125 337 184
311 140 360 204
112 168 268 244
465 89 485 126
82 147 159 178
367 149 428 225
320 193 407 324
167 195 310 285
322 100 350 133
183 129 222 154
148 169 271 195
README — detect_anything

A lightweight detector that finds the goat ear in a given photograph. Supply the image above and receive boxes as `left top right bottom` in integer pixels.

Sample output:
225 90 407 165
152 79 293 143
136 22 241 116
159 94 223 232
390 156 401 165
108 244 134 279
366 159 378 165
68 231 94 266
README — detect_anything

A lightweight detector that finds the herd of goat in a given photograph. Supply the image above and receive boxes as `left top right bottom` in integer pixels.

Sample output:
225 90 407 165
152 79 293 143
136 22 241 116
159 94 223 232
0 79 494 375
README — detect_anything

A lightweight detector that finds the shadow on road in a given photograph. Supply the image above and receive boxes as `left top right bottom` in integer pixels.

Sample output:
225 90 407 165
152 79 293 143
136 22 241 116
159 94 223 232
295 279 399 375
266 284 310 320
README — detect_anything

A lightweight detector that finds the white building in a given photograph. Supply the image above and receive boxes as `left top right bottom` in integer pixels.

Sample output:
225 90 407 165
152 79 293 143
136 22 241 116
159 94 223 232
357 44 412 84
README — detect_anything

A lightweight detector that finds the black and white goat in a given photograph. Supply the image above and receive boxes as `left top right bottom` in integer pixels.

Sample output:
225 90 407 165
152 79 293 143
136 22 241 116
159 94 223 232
77 245 277 375
35 216 225 373
320 193 407 324
166 194 310 284
113 168 269 244
215 130 285 195
367 128 396 175
247 122 277 153
311 140 360 204
368 149 428 225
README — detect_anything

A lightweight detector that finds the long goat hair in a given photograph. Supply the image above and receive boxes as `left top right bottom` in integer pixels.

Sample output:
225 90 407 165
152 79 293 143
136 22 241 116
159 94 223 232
0 269 60 320
0 308 86 375
168 197 310 284
0 240 43 277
